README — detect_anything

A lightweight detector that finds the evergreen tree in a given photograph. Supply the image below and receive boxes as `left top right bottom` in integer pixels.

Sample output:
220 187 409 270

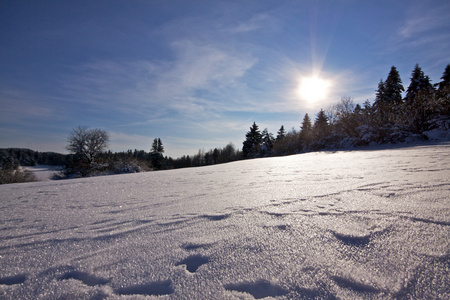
312 109 330 149
436 64 450 115
404 64 435 132
150 138 164 169
405 64 434 107
242 122 262 158
299 113 312 150
437 64 450 92
373 79 387 124
373 67 404 124
276 125 286 141
259 128 275 156
314 109 329 134
384 66 404 108
157 138 164 154
212 148 220 164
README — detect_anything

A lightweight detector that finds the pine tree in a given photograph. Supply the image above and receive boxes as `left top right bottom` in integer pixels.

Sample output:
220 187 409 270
404 64 435 132
300 113 312 133
151 138 158 154
299 113 312 150
314 109 329 136
242 122 262 158
437 64 450 92
259 128 275 156
384 66 404 108
312 109 330 149
150 138 164 169
373 79 387 124
373 67 404 125
436 64 450 115
276 125 286 141
405 64 434 107
157 138 164 153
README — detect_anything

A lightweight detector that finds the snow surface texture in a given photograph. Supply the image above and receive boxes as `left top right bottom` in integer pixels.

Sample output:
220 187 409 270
1 142 449 299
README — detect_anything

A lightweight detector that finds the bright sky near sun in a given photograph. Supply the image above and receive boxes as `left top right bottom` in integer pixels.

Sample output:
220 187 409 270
1 0 449 158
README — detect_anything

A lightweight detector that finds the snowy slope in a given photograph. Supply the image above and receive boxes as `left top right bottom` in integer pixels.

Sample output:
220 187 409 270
1 142 449 299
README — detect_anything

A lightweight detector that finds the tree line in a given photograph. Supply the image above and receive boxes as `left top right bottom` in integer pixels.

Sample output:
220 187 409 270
1 63 449 183
0 148 70 184
0 137 242 181
242 64 449 158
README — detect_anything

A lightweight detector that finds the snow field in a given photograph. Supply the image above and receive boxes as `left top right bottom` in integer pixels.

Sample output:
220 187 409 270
0 142 449 299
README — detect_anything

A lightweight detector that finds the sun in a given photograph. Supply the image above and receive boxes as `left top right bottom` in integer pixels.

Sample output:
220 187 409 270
298 76 330 103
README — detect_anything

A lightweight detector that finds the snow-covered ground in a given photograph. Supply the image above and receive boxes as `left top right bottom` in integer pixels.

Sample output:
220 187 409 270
1 142 449 299
22 165 63 182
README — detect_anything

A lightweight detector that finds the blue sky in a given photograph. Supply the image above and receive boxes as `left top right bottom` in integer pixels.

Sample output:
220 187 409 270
1 0 449 158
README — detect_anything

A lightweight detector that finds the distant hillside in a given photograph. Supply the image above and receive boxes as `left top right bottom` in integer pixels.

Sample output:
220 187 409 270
0 148 68 168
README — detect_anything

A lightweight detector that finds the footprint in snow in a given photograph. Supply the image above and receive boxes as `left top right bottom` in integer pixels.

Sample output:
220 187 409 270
0 274 27 285
224 279 288 299
332 227 390 247
176 254 210 273
277 224 289 230
331 275 381 294
201 214 230 221
263 211 286 218
182 242 211 251
332 231 371 247
58 271 110 286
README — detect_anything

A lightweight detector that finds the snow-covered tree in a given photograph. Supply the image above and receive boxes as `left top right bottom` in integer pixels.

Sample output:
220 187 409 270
435 64 450 115
437 64 450 92
404 65 436 132
405 64 434 107
373 79 387 124
374 66 404 124
384 66 404 108
259 128 275 157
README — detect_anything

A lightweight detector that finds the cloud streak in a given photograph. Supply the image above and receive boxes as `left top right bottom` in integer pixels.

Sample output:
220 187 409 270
394 2 450 68
398 4 450 39
230 13 272 33
0 89 57 124
62 38 258 122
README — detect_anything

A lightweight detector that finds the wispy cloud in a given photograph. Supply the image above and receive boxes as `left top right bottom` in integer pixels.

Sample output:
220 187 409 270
0 89 57 124
154 39 257 111
398 4 450 39
229 13 272 33
62 38 257 122
394 2 450 68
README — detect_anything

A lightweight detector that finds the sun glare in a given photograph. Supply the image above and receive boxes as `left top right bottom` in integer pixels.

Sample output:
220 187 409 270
298 76 330 103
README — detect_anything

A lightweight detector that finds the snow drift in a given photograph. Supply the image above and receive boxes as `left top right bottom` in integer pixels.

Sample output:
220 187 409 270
0 142 449 299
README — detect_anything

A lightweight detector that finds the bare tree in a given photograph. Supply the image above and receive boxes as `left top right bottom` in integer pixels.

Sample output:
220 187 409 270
66 126 109 165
